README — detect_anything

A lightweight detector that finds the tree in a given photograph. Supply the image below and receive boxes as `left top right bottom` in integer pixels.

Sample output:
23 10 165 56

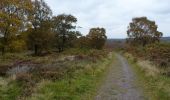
29 0 53 55
87 28 107 49
28 20 54 55
75 36 89 49
127 17 163 46
66 31 82 47
0 0 32 54
52 14 77 52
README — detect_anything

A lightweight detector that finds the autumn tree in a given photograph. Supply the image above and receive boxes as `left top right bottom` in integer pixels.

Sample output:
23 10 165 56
28 0 53 55
52 14 77 52
75 36 89 49
66 31 82 47
127 17 163 46
87 28 107 49
28 21 54 55
0 0 32 54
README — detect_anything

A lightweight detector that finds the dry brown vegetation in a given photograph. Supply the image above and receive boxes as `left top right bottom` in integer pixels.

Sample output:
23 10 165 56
126 42 170 75
0 49 111 99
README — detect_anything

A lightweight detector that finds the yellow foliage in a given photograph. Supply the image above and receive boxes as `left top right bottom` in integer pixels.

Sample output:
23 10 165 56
9 40 27 52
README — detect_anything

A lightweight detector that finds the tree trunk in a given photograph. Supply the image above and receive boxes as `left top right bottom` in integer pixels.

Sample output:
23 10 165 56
2 37 7 55
1 46 5 55
34 44 38 55
61 31 66 52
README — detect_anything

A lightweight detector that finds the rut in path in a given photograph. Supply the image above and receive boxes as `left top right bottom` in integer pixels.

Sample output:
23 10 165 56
95 53 145 100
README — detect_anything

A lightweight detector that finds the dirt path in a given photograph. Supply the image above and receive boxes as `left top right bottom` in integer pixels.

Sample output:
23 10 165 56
95 53 145 100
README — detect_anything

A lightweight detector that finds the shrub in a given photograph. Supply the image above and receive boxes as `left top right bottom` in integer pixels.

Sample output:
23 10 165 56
145 43 170 68
15 73 32 83
9 40 27 52
126 42 170 76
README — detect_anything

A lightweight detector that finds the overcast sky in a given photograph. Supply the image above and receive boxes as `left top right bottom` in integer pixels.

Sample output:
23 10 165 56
45 0 170 38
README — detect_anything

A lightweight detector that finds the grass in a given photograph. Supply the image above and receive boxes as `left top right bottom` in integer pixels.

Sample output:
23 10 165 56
28 52 114 100
125 53 170 100
0 77 22 100
0 49 114 100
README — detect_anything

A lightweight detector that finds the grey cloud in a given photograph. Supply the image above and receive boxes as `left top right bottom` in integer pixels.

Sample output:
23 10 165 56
45 0 170 38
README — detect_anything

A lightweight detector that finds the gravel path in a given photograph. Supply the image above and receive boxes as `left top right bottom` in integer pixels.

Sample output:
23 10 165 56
95 53 145 100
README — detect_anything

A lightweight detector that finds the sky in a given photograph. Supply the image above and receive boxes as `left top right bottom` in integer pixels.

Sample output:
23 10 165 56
45 0 170 39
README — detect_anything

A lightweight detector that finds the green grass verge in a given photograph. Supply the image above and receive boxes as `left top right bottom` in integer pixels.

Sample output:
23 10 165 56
28 53 115 100
0 78 22 100
127 55 170 100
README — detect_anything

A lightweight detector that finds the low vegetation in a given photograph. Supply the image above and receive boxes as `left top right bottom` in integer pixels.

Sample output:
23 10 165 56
126 43 170 76
125 53 170 100
29 52 114 100
0 49 114 99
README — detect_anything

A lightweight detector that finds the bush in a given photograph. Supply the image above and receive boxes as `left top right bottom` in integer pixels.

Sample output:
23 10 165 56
16 73 32 83
9 40 27 52
126 42 170 68
145 43 170 68
126 42 170 76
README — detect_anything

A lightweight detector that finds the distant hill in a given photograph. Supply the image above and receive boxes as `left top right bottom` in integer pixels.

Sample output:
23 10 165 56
161 37 170 42
106 38 126 49
106 37 170 49
107 37 170 43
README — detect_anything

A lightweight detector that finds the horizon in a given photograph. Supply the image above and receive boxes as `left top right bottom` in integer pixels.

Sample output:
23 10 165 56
107 36 170 39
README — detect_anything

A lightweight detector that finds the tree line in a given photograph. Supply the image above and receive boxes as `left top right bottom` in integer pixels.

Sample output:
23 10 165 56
0 0 167 57
0 0 107 55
